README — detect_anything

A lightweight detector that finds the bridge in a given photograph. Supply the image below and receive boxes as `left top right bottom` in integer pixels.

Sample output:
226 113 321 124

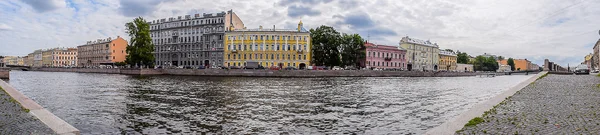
5 65 31 71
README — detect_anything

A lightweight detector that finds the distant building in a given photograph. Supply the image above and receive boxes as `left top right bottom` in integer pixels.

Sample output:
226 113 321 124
47 48 78 67
594 39 600 70
399 36 440 71
2 56 25 66
584 53 593 69
438 49 457 71
499 59 535 71
150 10 244 68
77 36 128 67
457 64 474 72
497 64 511 72
223 21 311 69
363 41 406 70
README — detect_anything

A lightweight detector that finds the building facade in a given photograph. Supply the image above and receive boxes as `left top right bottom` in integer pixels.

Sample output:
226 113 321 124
47 48 78 67
151 10 244 68
363 42 406 69
584 53 593 69
77 36 128 67
457 63 474 72
399 36 439 71
499 59 535 71
594 39 600 70
2 56 25 66
224 21 310 69
438 50 457 71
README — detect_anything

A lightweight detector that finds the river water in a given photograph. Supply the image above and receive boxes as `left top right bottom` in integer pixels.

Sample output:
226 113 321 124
6 71 531 134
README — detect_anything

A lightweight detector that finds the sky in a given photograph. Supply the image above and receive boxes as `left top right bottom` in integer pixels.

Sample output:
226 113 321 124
1 0 599 67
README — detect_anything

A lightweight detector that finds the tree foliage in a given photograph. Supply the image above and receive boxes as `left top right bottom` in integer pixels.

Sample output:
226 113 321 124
457 52 469 64
310 25 342 67
473 56 499 71
125 17 155 67
340 34 365 67
507 58 516 71
497 56 505 61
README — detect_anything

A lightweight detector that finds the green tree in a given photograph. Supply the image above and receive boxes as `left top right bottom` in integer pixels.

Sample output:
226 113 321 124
457 52 469 64
473 56 499 71
340 33 365 67
125 17 155 67
497 56 505 61
507 58 515 71
310 25 341 67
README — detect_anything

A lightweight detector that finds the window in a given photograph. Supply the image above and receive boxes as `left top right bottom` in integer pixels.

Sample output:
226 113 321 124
113 56 115 60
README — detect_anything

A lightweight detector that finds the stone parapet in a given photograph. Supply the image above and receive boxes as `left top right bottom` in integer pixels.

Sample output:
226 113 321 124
0 80 79 134
0 68 9 79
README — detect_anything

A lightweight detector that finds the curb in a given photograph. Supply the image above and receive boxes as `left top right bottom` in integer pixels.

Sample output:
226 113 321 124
425 71 548 135
0 80 80 135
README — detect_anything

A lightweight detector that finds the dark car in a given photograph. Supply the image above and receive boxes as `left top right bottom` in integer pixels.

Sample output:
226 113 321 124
183 66 193 69
574 64 590 75
197 65 206 69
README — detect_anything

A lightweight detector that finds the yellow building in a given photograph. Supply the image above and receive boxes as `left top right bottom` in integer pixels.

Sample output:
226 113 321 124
438 49 457 71
224 21 311 69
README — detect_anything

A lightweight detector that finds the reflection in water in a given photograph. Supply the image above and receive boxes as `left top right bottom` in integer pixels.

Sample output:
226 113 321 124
7 71 531 134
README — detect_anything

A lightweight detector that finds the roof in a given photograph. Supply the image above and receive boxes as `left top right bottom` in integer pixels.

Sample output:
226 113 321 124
439 49 456 56
400 36 439 48
365 42 406 51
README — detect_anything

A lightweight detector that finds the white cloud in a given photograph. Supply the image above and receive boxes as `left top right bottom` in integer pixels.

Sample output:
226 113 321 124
0 0 599 66
0 23 12 30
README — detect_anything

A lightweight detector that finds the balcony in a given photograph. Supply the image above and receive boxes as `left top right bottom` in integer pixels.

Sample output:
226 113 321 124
296 50 303 54
384 57 392 61
172 33 179 37
231 49 238 53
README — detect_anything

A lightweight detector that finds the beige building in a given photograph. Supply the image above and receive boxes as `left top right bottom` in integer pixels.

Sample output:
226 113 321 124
400 36 440 71
46 48 78 67
77 36 128 67
2 56 25 66
457 63 474 72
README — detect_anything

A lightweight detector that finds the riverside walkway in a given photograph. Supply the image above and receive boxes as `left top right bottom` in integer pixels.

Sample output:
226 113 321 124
0 87 55 134
456 74 600 134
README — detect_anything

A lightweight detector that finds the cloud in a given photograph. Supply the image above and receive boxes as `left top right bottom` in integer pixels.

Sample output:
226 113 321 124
342 13 373 28
0 23 12 31
278 0 333 6
21 0 65 12
118 0 163 17
287 5 321 18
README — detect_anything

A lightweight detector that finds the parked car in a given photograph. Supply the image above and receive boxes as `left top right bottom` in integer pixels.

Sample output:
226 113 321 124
197 65 206 69
183 66 193 69
332 66 344 70
269 66 281 70
344 66 358 70
574 64 590 75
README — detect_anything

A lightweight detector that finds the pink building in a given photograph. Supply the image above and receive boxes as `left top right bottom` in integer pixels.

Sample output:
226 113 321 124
362 42 407 70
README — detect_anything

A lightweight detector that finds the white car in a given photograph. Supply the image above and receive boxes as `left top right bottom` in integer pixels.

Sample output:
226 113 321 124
332 66 344 70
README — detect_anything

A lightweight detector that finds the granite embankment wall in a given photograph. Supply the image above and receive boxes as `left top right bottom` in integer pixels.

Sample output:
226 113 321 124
0 68 8 79
31 68 484 77
162 69 480 77
31 68 163 75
